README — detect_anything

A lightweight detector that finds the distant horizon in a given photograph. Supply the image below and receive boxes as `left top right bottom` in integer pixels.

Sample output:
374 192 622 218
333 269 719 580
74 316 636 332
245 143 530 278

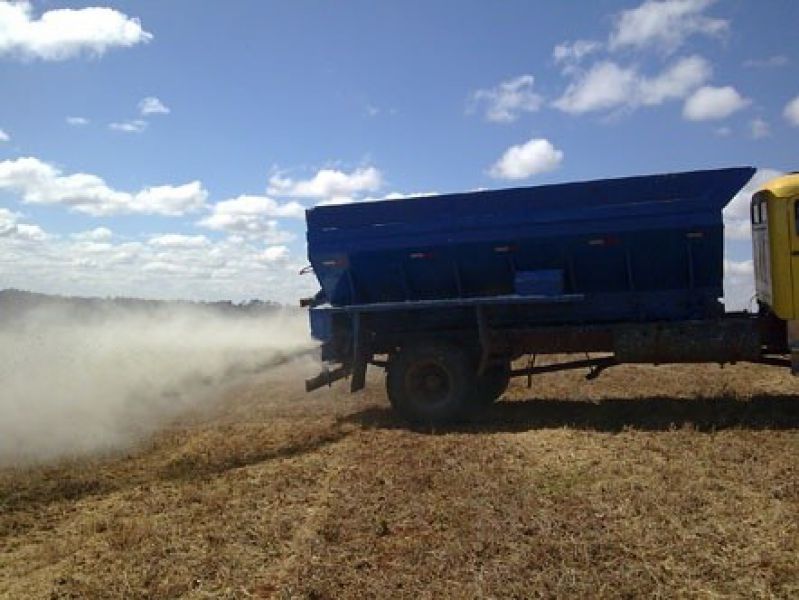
0 287 287 307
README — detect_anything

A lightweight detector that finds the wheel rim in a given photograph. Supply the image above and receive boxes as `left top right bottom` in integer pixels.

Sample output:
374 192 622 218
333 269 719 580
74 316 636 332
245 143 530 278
405 361 452 407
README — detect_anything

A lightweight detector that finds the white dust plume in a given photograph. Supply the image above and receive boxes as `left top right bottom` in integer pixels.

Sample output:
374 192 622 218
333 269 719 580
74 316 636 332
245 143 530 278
0 302 316 466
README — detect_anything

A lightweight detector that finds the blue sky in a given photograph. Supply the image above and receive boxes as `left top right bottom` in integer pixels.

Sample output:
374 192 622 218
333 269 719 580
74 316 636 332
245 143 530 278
0 0 797 305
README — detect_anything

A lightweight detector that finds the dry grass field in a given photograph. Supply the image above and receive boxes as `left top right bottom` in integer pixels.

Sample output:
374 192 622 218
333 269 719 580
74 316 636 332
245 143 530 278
1 356 799 598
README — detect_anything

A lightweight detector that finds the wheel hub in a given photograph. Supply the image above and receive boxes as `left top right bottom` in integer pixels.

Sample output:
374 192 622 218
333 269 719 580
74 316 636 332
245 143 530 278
423 374 444 392
406 362 451 406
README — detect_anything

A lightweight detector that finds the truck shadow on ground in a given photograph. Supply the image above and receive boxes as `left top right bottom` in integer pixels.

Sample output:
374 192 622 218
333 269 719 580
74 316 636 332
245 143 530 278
347 394 799 434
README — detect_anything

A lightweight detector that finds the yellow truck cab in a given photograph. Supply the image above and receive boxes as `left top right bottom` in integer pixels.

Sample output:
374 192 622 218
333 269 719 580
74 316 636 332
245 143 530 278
752 172 799 370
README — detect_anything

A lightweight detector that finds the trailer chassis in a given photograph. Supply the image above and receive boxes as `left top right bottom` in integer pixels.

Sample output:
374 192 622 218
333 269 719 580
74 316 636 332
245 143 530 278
306 293 789 423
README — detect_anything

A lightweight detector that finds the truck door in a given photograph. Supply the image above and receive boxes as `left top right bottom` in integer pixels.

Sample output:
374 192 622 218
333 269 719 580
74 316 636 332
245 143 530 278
752 193 772 307
791 198 799 320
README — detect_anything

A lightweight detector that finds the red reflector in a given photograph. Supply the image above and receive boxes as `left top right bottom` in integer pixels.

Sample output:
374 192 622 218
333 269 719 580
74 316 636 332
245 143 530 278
321 257 348 268
588 236 620 246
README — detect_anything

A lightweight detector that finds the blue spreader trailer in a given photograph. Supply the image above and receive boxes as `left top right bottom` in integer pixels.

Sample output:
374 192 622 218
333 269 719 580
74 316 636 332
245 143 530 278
301 166 790 424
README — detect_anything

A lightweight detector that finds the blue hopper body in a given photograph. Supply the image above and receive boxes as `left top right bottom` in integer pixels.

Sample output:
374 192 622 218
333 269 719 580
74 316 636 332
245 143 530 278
305 167 755 337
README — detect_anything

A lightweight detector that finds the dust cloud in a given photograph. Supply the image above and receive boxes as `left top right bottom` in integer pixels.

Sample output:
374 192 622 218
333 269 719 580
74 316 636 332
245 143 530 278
0 303 317 466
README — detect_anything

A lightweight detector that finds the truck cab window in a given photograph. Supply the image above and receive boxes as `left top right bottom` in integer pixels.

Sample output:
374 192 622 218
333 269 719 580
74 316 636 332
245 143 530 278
794 199 799 235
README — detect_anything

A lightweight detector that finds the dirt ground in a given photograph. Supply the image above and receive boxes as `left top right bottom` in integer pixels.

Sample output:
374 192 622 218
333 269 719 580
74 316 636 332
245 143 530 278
1 356 798 599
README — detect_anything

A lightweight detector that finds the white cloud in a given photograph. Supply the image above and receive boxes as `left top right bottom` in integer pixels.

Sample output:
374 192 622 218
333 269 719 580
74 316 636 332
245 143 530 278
268 166 382 202
66 116 89 126
0 128 8 142
468 75 544 123
784 96 799 127
553 55 710 115
72 227 112 242
318 190 439 207
134 182 208 216
723 259 755 310
723 220 750 242
0 208 21 235
553 39 601 64
72 240 113 255
0 1 151 61
364 104 398 118
109 119 147 133
138 96 169 115
0 207 46 241
379 191 438 201
261 245 289 262
315 197 354 207
714 126 732 137
723 168 782 241
198 195 301 240
749 117 770 139
148 234 209 249
682 85 749 121
13 222 47 241
636 55 711 105
489 138 563 180
0 156 208 217
141 260 185 274
743 56 789 69
552 40 602 74
0 225 313 302
724 259 753 278
609 0 728 53
553 61 636 114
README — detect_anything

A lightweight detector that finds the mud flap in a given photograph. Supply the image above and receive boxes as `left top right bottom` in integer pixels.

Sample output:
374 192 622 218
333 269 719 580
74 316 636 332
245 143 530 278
350 356 367 392
350 312 368 392
787 320 799 376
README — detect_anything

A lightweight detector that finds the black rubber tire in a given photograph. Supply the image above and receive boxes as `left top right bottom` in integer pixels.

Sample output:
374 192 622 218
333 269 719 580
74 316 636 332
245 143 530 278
470 362 511 408
386 342 475 425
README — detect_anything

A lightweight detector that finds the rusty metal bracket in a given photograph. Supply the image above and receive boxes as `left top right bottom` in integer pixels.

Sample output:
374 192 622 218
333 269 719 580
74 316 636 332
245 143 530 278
305 365 351 392
511 356 617 379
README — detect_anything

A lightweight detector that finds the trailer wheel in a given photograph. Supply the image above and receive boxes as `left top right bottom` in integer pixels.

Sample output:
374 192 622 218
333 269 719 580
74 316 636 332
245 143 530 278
470 363 511 408
386 342 475 425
